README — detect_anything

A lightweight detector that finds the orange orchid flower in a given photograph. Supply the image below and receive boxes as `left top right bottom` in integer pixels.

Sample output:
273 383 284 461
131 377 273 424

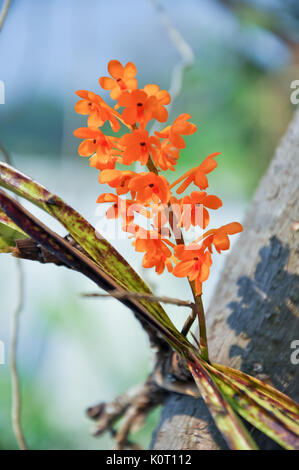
134 236 173 274
172 245 212 294
180 191 222 230
119 129 159 166
155 114 197 149
117 89 168 126
75 90 120 132
143 84 171 122
170 152 220 194
98 169 137 196
200 222 243 253
99 60 137 100
129 172 171 205
151 139 179 171
73 127 121 165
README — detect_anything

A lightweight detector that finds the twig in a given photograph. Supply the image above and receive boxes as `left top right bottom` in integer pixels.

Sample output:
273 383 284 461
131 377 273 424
0 0 11 32
181 308 197 337
0 142 28 450
10 258 27 450
150 0 194 131
81 290 195 308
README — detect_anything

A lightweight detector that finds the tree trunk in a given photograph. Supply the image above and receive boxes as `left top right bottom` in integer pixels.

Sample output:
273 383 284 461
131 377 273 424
152 109 299 450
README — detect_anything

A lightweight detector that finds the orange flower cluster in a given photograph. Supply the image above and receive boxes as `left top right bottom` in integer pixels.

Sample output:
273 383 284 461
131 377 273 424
74 60 243 295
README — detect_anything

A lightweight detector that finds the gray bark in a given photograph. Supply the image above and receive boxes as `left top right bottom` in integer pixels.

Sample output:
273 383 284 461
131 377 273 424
152 110 299 450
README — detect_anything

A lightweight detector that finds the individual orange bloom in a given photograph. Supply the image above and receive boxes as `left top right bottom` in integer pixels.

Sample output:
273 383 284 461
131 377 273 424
170 152 220 194
155 114 197 149
143 84 171 122
75 90 120 131
99 60 138 100
73 127 121 165
172 245 212 294
117 89 168 125
134 237 173 274
129 172 171 205
119 129 159 166
180 191 222 230
98 169 137 195
151 139 179 171
201 222 243 253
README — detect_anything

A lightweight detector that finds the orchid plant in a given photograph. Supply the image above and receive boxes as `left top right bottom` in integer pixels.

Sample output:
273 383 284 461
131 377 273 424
0 60 298 450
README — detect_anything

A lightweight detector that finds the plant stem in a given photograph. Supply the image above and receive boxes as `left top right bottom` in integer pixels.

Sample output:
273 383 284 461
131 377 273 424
145 158 209 360
189 283 209 362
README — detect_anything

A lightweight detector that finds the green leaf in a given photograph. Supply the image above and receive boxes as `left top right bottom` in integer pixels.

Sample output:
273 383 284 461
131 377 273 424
204 362 299 450
188 355 259 450
214 363 299 424
0 208 28 252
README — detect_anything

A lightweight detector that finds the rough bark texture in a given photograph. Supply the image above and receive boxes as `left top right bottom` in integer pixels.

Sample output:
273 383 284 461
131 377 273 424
152 110 299 450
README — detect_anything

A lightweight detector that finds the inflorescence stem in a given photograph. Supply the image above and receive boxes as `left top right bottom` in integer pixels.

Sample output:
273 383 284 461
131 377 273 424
145 154 209 361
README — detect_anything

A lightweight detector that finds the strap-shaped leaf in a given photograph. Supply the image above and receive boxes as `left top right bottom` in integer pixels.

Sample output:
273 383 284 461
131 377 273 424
214 363 299 423
0 209 28 252
189 356 259 450
0 162 185 341
204 362 299 449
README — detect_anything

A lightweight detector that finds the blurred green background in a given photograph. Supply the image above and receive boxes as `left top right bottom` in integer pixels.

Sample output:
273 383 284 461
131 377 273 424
0 0 298 450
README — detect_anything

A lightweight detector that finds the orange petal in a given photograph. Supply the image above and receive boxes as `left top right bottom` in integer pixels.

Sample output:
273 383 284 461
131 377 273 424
176 175 193 194
74 100 90 115
223 222 243 235
125 77 138 91
99 77 115 90
108 60 124 79
172 260 195 277
123 62 137 79
78 140 97 156
198 152 220 173
203 195 222 209
73 127 100 139
96 193 118 203
194 171 208 190
75 90 89 99
170 132 186 149
99 169 120 184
